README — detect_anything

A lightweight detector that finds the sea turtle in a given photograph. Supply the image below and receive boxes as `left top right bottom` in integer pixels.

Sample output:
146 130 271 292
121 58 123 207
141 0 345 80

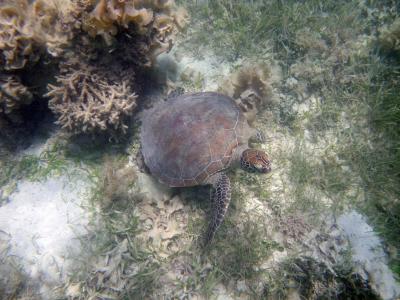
139 92 271 244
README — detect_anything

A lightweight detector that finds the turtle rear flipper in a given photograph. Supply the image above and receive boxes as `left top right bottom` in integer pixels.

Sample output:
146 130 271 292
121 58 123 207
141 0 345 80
204 173 231 246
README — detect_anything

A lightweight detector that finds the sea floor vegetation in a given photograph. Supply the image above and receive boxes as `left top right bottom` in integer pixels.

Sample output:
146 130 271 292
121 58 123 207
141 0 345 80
0 0 399 299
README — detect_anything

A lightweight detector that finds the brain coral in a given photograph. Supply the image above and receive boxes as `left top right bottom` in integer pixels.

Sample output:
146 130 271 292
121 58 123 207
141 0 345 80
0 0 76 70
45 60 138 136
0 74 33 123
82 0 188 65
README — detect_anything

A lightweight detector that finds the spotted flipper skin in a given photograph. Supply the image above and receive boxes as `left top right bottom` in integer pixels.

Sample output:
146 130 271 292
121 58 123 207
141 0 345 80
204 173 231 245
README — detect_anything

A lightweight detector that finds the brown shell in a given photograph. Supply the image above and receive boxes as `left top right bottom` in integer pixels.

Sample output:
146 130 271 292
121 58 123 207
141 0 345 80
140 92 251 187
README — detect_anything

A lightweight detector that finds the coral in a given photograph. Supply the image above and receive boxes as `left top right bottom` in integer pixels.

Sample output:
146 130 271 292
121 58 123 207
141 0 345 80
378 18 400 55
290 58 326 89
0 73 34 151
45 60 137 136
0 74 33 123
1 0 187 135
0 1 39 70
30 0 78 57
294 28 328 56
0 0 77 71
82 0 153 43
82 0 188 65
218 63 273 123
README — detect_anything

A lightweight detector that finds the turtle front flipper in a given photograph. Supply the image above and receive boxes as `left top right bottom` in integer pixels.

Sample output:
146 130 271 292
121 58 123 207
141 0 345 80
204 173 231 245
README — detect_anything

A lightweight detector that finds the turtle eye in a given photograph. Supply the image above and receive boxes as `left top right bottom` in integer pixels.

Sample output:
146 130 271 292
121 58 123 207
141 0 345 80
241 149 271 173
256 151 271 173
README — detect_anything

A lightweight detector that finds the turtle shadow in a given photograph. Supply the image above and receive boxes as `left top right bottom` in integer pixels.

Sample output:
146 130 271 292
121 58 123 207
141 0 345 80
176 185 211 212
175 185 212 248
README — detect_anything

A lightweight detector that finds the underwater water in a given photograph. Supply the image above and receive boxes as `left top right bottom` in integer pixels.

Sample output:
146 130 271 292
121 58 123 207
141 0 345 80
0 0 400 299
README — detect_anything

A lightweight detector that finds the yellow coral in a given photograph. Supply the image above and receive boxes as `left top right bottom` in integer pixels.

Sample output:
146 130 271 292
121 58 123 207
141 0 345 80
171 7 189 30
45 60 138 135
82 0 188 61
31 0 77 57
0 2 37 70
82 0 153 44
0 0 76 70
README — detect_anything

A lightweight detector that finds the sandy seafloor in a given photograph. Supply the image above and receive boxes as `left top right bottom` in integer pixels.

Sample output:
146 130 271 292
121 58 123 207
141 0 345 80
1 1 400 299
1 51 399 299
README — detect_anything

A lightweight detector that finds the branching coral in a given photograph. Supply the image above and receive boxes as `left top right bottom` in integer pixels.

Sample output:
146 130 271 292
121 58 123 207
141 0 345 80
82 0 188 65
0 74 33 123
218 63 273 123
0 0 76 71
45 60 137 136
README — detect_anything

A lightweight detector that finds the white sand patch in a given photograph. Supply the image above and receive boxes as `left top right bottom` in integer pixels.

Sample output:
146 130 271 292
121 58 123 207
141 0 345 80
337 211 400 300
174 50 233 91
0 173 91 299
157 47 239 92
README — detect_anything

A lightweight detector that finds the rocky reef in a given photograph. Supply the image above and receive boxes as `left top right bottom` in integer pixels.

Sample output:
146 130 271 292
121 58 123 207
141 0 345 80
0 0 77 129
0 0 76 70
0 0 188 138
0 75 33 123
0 74 34 150
81 0 188 67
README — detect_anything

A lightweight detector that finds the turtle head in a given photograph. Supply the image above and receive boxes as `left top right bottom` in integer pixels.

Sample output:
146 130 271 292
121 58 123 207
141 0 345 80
240 149 271 174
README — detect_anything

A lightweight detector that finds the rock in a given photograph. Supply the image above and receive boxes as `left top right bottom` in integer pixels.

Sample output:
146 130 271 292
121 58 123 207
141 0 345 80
337 210 400 300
